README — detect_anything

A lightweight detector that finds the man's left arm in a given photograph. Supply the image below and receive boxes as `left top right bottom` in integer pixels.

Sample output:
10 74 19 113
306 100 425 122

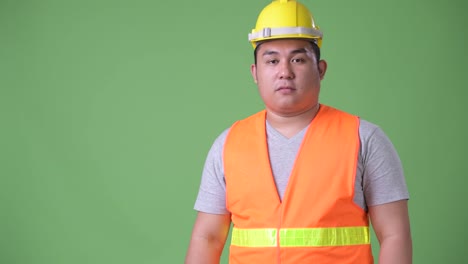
369 200 412 264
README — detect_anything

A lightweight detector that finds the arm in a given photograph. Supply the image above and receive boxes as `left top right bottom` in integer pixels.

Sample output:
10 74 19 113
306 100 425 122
369 200 412 264
185 212 231 264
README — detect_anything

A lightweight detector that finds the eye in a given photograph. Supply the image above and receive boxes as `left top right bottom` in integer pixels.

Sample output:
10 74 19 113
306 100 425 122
266 59 279 65
291 58 306 63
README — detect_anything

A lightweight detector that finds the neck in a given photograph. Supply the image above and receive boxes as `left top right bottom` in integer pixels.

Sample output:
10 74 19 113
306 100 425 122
266 104 320 138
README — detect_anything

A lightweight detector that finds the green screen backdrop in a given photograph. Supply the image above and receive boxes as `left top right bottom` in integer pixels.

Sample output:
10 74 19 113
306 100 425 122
1 0 466 263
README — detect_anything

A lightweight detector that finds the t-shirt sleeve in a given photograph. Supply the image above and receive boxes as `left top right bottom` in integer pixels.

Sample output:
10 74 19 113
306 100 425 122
193 129 230 214
360 121 410 207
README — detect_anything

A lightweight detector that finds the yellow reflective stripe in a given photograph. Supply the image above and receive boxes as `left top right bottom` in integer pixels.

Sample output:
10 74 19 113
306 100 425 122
280 227 370 247
231 228 277 247
231 227 370 247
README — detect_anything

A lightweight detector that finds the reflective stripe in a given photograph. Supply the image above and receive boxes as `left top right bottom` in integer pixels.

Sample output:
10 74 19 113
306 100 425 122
280 227 370 247
232 228 277 247
231 227 370 247
248 26 323 41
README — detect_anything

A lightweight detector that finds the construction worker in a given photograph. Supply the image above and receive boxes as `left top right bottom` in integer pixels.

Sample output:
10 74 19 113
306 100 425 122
185 0 412 263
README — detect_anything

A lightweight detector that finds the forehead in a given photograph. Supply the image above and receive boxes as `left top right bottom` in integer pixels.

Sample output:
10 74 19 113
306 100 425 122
257 39 314 55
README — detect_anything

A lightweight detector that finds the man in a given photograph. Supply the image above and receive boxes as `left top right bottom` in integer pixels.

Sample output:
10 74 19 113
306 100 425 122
186 0 412 263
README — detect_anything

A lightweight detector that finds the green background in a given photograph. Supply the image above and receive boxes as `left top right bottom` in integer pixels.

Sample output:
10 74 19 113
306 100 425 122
1 0 466 263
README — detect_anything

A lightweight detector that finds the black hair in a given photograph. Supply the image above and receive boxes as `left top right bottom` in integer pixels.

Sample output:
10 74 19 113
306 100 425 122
253 39 321 65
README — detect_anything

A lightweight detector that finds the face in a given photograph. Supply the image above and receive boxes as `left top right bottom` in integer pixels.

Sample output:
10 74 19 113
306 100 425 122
251 39 327 117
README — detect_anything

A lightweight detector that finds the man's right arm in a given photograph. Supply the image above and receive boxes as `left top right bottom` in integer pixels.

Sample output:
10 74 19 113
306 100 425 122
185 212 231 264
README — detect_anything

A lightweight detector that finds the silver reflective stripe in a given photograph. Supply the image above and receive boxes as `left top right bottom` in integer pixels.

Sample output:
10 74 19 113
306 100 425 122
248 27 323 41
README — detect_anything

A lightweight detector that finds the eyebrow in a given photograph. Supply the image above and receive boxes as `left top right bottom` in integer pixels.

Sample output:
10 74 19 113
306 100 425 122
262 48 309 56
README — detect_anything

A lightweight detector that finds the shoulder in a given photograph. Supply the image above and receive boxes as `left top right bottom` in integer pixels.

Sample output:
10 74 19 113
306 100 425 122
358 119 381 144
358 119 399 159
207 128 231 158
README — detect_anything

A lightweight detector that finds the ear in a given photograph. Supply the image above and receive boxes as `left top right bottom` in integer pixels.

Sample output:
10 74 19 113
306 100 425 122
318 60 327 80
250 64 258 83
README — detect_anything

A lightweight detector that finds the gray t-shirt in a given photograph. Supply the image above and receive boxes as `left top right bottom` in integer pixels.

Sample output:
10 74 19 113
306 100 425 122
194 118 409 214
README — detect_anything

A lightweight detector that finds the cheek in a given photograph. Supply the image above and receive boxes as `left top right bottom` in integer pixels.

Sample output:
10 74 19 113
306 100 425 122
256 70 275 85
302 70 321 85
254 75 267 88
256 83 274 102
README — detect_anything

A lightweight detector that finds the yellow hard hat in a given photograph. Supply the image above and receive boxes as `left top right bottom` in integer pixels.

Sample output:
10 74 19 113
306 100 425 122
249 0 323 49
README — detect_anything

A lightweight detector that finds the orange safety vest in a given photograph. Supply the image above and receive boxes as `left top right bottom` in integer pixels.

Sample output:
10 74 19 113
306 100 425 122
224 105 373 264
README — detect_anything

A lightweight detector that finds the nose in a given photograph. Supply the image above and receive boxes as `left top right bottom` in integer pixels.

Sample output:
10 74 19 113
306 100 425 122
279 61 294 79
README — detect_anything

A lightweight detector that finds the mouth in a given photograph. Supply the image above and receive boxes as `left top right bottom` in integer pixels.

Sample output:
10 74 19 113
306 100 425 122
275 86 296 92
